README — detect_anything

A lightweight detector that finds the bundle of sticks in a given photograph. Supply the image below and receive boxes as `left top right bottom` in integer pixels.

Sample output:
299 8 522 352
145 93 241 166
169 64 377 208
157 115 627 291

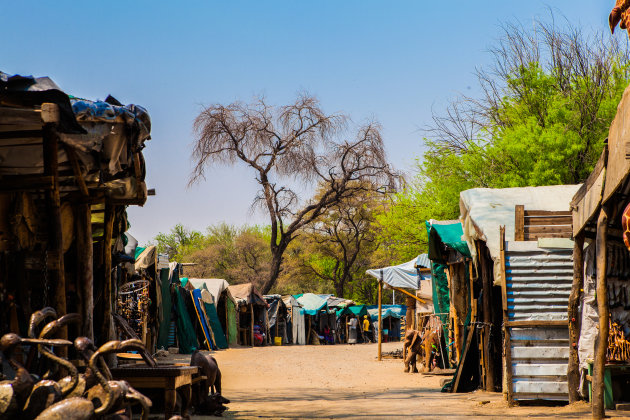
607 321 630 362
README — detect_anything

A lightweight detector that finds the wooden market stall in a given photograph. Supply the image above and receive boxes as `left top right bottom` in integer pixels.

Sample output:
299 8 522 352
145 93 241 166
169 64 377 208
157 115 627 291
228 282 269 346
570 85 630 417
460 185 580 400
0 71 152 352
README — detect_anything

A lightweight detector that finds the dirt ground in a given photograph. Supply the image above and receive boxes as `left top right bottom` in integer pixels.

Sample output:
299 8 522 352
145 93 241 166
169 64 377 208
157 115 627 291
175 341 627 419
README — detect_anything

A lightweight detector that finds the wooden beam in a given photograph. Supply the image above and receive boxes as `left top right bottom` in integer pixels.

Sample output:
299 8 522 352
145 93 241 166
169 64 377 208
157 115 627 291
102 205 115 349
478 242 494 392
389 286 426 304
0 106 41 125
75 203 93 341
567 233 584 404
451 325 475 393
378 277 383 361
250 303 254 347
593 205 610 419
42 104 67 351
523 210 572 216
505 320 567 327
525 216 573 225
0 175 54 192
514 205 525 241
64 145 89 197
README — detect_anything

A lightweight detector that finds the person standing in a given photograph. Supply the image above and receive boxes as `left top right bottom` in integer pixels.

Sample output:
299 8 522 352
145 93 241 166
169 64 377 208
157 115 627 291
362 315 372 343
347 316 358 344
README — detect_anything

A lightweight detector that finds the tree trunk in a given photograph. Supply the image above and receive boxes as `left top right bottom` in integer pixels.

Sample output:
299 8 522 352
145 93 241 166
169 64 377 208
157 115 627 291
567 233 584 403
593 206 609 419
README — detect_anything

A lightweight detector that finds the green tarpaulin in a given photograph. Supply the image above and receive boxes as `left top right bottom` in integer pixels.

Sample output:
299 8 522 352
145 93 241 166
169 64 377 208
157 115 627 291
203 302 228 349
173 286 199 354
336 305 368 319
226 298 238 346
156 268 172 350
426 220 470 262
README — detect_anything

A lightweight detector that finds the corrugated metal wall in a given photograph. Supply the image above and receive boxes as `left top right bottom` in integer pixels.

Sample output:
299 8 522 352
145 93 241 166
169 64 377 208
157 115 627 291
505 242 572 401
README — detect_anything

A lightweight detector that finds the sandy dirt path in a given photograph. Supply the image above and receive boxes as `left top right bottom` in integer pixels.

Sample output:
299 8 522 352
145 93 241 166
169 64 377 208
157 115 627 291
185 341 625 419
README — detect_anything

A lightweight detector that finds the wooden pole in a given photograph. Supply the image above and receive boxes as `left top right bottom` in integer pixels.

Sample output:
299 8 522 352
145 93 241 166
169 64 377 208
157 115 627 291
76 203 94 341
390 286 426 304
42 104 67 347
478 241 495 392
567 233 584 403
593 206 609 419
378 275 383 361
250 303 254 347
102 205 115 347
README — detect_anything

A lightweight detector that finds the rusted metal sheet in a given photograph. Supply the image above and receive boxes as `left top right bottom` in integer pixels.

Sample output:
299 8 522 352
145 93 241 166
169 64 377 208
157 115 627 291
505 242 572 401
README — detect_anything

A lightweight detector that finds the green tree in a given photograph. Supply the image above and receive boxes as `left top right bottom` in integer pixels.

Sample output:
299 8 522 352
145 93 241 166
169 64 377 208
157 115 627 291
377 17 630 260
152 223 205 260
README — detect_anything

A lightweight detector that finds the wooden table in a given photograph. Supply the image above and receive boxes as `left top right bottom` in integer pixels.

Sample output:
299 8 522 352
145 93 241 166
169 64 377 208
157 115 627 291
110 365 199 419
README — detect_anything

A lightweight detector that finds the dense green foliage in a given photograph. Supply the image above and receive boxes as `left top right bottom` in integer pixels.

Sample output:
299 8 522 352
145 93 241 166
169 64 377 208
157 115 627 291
376 20 630 262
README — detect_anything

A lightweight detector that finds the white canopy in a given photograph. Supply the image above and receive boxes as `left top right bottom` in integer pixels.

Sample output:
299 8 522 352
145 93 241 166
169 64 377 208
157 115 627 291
460 185 580 262
187 278 235 309
366 255 431 290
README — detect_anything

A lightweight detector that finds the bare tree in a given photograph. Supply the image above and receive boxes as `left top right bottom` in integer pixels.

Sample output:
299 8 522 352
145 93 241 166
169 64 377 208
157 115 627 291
299 184 381 298
190 94 396 294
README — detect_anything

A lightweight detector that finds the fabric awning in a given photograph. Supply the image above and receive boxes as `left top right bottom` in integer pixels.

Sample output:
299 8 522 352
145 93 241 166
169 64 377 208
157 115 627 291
295 293 328 315
365 254 430 290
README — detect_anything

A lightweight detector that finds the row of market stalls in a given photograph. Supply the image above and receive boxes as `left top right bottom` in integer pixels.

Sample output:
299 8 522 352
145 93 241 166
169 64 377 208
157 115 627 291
391 84 630 416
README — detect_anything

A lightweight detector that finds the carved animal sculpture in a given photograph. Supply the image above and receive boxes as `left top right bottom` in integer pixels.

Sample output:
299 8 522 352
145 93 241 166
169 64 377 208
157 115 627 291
403 329 441 373
610 0 630 37
403 330 422 373
190 350 229 416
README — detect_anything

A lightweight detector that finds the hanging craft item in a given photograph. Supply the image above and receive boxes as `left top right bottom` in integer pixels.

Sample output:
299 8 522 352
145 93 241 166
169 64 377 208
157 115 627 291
622 201 630 251
607 321 630 363
117 279 150 343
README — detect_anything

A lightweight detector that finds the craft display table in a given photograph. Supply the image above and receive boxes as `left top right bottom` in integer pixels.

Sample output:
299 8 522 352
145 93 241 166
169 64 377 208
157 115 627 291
110 365 199 419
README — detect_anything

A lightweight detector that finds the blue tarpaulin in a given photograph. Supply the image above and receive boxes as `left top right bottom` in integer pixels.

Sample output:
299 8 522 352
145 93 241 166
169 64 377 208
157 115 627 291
295 293 328 315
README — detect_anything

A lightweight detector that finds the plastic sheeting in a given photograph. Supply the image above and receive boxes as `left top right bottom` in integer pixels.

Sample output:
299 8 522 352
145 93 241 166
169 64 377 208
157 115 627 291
296 293 328 315
228 283 267 306
366 254 431 290
460 185 580 284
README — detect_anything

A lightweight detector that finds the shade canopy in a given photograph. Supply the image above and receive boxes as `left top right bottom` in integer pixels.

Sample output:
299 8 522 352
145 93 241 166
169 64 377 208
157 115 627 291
365 254 431 290
295 293 329 315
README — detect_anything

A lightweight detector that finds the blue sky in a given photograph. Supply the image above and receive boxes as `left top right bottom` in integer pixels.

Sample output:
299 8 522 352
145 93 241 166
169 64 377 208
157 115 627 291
0 1 615 244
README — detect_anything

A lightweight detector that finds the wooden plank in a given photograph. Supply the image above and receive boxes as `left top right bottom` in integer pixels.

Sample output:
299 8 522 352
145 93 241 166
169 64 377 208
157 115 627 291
0 175 54 191
512 363 569 377
42 109 67 351
506 320 567 327
515 205 525 241
102 205 115 350
524 210 571 217
524 225 573 235
511 346 570 359
571 147 607 208
603 85 630 204
64 145 89 197
524 232 572 240
525 216 573 225
0 106 41 125
0 129 42 139
76 203 94 341
451 325 475 393
390 286 426 304
573 169 605 236
512 381 569 394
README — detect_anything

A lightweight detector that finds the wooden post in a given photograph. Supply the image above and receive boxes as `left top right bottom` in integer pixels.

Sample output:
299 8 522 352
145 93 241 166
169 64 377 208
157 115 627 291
42 104 67 345
514 205 525 241
567 233 584 403
250 303 254 347
500 226 514 406
404 295 415 361
102 205 115 347
593 206 609 420
76 203 94 341
378 275 383 361
478 242 495 392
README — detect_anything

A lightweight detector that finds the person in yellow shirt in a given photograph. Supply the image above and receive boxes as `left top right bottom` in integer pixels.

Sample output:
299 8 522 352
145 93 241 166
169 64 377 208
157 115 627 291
362 315 372 343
